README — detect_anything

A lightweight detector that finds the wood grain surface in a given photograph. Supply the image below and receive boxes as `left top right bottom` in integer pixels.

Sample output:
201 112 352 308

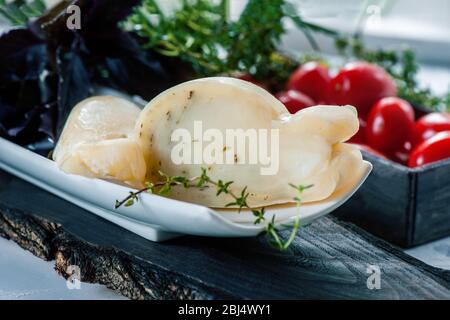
334 152 414 246
335 152 450 248
0 169 449 299
415 160 450 245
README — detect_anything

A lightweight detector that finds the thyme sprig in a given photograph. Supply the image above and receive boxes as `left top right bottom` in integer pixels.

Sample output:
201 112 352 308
123 0 338 90
125 0 449 111
115 168 312 250
0 0 46 25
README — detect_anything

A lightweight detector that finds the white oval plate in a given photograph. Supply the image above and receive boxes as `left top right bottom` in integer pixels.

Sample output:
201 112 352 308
0 137 372 241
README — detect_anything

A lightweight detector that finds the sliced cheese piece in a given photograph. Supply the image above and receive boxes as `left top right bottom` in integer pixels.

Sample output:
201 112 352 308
135 77 363 207
53 96 146 188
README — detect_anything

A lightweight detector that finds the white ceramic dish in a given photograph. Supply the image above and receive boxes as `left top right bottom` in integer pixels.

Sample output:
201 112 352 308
0 137 372 242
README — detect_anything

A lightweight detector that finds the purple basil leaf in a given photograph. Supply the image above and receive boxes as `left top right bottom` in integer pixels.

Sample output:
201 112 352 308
0 28 57 145
33 0 141 46
103 52 170 99
38 102 58 143
0 28 43 58
0 28 47 82
1 0 178 150
56 45 91 136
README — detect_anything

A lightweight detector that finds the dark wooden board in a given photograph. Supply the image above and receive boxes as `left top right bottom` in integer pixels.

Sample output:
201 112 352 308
0 169 449 299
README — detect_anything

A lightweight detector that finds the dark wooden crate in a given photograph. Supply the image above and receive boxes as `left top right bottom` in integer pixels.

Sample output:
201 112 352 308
334 151 450 248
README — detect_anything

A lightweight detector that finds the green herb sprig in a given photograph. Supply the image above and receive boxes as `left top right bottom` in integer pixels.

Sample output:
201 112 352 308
115 168 312 251
123 0 338 90
125 0 449 111
0 0 46 25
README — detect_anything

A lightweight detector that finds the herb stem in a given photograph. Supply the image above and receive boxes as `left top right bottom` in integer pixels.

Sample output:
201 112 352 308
115 168 312 251
114 182 164 209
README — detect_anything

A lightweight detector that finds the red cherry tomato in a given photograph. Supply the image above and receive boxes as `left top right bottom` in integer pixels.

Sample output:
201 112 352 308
287 62 331 103
237 74 268 91
275 90 315 114
349 117 366 144
409 131 450 168
366 97 415 153
413 112 450 146
389 141 412 165
328 62 397 118
351 143 387 159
